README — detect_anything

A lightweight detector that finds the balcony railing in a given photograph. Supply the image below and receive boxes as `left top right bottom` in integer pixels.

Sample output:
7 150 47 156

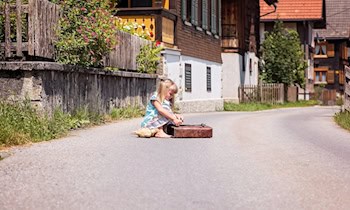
116 7 176 46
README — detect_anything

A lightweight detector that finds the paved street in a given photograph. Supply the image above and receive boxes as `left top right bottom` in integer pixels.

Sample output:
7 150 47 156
0 106 350 209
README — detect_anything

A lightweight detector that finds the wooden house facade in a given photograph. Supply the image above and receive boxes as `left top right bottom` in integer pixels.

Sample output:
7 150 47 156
221 0 260 102
116 0 261 109
313 0 350 94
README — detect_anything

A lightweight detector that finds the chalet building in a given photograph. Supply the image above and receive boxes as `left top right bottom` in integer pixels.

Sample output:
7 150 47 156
116 0 263 109
221 0 260 103
116 0 223 112
313 0 350 94
260 0 326 98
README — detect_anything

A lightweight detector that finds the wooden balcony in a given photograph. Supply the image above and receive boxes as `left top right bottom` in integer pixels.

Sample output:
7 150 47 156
116 7 177 46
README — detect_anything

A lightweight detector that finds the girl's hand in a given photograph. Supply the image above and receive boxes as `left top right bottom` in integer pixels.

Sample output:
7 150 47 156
175 114 184 122
173 118 183 126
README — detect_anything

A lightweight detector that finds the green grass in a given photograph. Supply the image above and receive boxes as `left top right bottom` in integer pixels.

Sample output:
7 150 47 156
334 111 350 132
109 106 144 120
0 101 144 148
224 100 320 112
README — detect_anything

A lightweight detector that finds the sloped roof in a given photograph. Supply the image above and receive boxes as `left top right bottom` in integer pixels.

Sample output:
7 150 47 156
314 0 350 39
260 0 324 21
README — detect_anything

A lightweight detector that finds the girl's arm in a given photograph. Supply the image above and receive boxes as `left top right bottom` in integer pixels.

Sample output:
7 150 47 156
152 100 182 126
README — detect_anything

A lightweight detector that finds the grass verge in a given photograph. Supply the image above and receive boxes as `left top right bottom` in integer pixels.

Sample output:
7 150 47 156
0 101 144 149
224 100 320 112
334 111 350 132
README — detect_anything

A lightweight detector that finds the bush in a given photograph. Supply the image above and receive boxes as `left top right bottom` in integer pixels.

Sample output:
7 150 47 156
136 41 163 74
55 0 118 67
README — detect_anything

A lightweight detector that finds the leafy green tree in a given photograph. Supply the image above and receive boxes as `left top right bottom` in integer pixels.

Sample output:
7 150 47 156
260 21 307 87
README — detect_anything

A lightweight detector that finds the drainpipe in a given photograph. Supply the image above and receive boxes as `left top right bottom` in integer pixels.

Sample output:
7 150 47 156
260 1 278 18
304 21 308 100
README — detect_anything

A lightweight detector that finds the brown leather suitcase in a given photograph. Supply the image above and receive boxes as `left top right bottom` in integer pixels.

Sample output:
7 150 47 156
165 124 213 138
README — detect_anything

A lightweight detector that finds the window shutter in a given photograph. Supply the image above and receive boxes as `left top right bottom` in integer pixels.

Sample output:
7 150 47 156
194 0 198 25
202 0 208 30
218 0 221 36
339 70 345 85
185 64 192 92
191 0 198 25
327 43 335 57
327 70 334 84
182 0 187 20
342 43 348 59
207 67 212 92
211 0 217 34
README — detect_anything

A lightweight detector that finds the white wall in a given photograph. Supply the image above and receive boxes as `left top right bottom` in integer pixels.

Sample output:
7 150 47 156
162 49 223 112
260 23 265 44
221 52 259 102
180 55 222 101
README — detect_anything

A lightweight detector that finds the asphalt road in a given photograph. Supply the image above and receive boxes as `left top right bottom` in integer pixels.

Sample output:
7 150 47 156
1 106 350 210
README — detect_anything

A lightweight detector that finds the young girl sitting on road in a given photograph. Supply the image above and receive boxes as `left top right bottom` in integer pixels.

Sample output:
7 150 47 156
135 78 183 138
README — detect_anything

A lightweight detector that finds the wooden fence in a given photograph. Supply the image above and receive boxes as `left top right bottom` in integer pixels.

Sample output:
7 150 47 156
238 83 284 104
0 0 60 60
104 30 153 71
0 1 152 71
345 65 350 111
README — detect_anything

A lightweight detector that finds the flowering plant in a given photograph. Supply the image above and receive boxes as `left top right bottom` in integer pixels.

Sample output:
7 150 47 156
55 0 118 67
115 18 151 40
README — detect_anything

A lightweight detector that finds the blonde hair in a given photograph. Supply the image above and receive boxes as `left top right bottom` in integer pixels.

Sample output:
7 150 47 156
157 78 178 107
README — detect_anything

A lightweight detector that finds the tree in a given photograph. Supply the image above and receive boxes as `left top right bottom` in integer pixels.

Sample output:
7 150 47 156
260 21 307 87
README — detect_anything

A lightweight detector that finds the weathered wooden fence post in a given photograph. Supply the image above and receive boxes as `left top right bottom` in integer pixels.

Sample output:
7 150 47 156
344 65 350 111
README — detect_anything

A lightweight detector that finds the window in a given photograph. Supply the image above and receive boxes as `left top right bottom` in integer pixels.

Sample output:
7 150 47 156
118 0 128 8
249 58 252 76
210 0 217 34
198 0 203 27
314 42 335 58
202 0 208 30
315 43 327 58
117 0 152 8
207 67 211 92
181 0 220 35
314 67 328 83
185 64 192 92
182 0 192 22
131 0 152 7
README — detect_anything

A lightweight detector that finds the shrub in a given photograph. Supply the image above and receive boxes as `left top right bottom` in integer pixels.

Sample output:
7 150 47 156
55 0 118 67
136 41 163 74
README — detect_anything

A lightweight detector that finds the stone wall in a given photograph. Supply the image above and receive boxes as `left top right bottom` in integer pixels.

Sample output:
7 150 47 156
0 62 157 114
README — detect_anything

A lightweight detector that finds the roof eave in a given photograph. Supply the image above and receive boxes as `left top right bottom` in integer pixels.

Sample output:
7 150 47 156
260 18 324 22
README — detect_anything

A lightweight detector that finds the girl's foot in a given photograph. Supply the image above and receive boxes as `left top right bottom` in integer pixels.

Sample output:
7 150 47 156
155 129 172 138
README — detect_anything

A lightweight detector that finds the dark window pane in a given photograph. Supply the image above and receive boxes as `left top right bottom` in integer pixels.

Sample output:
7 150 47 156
131 0 152 7
207 66 211 92
185 64 192 92
118 0 128 8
